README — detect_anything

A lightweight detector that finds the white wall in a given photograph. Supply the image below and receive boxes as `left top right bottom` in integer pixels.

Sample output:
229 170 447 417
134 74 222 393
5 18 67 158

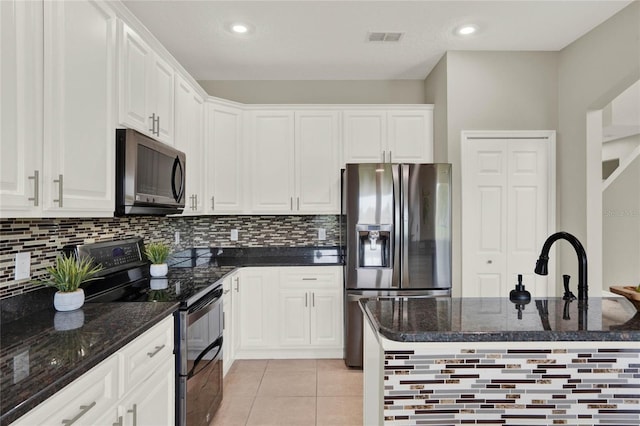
436 51 559 296
197 80 426 104
558 1 640 294
424 54 448 163
603 154 640 288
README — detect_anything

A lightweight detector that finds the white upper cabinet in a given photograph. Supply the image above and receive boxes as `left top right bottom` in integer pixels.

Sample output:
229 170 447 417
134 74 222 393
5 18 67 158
42 0 116 216
248 110 296 213
0 0 43 217
118 22 174 145
1 0 116 218
295 111 341 213
343 107 434 164
387 109 434 163
206 101 245 214
248 109 340 214
175 74 204 215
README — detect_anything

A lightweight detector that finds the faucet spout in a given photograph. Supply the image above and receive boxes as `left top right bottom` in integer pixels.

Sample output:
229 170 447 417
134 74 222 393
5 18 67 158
534 231 588 301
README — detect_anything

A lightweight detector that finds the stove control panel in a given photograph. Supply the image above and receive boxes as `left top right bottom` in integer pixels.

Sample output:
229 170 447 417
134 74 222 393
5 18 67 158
64 238 146 273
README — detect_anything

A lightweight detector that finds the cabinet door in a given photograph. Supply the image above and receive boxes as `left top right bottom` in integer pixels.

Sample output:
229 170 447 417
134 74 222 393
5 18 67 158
207 102 244 213
343 110 386 164
238 268 279 349
295 111 340 213
12 355 120 426
42 0 116 216
175 75 204 215
0 0 43 216
121 356 175 426
278 289 310 346
150 54 174 145
249 111 295 213
310 288 343 347
119 22 152 134
387 110 433 163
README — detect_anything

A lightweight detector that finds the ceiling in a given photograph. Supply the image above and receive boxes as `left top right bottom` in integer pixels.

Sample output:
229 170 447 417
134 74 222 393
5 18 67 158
121 0 633 81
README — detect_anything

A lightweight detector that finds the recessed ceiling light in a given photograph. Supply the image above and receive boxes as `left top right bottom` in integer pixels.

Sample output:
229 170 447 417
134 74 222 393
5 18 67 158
231 23 249 34
455 25 478 36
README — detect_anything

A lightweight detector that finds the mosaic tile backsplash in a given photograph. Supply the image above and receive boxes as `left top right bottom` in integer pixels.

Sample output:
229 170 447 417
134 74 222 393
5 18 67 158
0 215 341 299
384 346 640 425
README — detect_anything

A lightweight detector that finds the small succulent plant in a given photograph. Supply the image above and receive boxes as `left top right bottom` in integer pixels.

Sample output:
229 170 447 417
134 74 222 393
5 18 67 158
43 254 103 293
144 242 171 265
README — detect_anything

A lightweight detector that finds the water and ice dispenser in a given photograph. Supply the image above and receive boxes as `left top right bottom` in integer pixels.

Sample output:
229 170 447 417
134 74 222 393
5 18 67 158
356 224 392 268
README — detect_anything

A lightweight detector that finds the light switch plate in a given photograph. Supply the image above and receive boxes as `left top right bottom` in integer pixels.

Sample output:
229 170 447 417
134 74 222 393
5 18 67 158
318 228 326 241
230 229 239 241
14 252 31 280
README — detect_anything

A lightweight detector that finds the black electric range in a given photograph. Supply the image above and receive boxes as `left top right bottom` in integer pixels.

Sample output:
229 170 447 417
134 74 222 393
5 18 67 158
65 238 230 426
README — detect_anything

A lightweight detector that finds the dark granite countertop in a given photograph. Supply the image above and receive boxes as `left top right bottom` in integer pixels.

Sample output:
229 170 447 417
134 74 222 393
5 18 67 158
361 297 640 343
0 301 178 425
0 245 343 424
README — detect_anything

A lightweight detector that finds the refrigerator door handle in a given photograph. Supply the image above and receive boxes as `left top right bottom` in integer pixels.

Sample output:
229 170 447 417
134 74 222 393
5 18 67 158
391 164 401 288
401 164 410 288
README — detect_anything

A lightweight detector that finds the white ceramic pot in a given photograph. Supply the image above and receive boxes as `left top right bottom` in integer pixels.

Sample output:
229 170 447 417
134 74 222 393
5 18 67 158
53 289 85 312
150 263 168 277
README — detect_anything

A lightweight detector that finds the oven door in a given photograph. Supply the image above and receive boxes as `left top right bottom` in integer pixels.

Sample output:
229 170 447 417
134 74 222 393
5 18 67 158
177 288 223 426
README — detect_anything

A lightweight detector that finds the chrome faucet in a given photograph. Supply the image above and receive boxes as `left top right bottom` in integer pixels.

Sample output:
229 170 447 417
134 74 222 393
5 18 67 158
534 231 588 301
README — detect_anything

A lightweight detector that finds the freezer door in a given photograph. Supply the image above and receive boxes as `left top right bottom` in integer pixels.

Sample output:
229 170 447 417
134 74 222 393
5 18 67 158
401 164 452 289
344 289 450 368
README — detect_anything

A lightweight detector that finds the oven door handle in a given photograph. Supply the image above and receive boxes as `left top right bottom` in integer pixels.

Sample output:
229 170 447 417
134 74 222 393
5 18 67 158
187 335 223 379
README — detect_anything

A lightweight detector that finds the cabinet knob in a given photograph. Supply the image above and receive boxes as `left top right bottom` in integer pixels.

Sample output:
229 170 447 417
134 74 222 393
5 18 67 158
487 260 493 264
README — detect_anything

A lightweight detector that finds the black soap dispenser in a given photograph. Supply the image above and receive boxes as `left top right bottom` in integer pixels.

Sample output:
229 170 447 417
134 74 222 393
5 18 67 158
510 274 531 303
510 274 531 319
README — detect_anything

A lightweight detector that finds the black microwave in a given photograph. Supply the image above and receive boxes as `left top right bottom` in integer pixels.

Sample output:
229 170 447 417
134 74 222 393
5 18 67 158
115 129 186 216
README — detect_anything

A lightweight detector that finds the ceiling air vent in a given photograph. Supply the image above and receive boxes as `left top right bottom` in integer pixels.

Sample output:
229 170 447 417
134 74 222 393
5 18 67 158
368 32 404 42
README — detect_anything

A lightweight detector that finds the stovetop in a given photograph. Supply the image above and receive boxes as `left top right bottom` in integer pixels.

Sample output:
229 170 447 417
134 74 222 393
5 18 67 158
65 238 235 308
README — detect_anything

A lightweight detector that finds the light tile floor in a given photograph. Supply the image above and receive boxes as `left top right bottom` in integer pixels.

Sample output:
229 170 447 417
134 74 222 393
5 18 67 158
211 359 363 426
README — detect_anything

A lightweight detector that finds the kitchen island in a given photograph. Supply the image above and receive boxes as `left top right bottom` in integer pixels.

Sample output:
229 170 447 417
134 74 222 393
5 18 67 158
361 297 640 425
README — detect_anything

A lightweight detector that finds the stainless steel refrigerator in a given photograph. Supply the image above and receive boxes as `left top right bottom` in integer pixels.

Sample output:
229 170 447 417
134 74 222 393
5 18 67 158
343 163 452 367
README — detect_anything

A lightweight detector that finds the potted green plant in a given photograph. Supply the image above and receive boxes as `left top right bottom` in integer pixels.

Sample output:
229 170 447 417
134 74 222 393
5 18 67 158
144 242 171 277
43 254 103 311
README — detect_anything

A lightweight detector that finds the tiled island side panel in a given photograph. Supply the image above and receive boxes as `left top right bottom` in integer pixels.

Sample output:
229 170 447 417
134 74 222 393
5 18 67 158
383 345 640 425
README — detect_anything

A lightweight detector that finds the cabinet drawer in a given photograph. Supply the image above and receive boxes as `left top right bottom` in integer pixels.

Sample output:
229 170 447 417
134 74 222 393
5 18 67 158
279 266 341 289
120 316 174 391
12 355 119 426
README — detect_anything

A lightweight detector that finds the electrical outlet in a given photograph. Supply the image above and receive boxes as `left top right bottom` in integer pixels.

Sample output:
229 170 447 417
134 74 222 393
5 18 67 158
175 231 180 245
14 252 31 280
318 228 326 241
230 229 238 241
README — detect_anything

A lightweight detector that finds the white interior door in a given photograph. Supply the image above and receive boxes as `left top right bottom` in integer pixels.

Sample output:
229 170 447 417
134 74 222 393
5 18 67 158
462 132 555 298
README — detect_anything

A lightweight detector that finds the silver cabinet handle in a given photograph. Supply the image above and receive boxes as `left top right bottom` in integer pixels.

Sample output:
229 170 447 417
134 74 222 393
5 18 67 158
28 170 39 206
113 416 123 426
154 116 160 136
127 404 137 426
194 194 198 209
61 401 96 425
211 196 215 211
389 150 392 163
53 174 63 207
147 344 165 358
297 197 300 210
290 197 293 210
312 292 315 307
382 151 385 162
149 113 156 133
305 293 308 307
234 277 239 292
302 277 317 281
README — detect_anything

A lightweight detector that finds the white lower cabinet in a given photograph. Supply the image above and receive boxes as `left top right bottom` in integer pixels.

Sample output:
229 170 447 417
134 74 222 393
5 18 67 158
235 266 343 359
12 316 174 426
